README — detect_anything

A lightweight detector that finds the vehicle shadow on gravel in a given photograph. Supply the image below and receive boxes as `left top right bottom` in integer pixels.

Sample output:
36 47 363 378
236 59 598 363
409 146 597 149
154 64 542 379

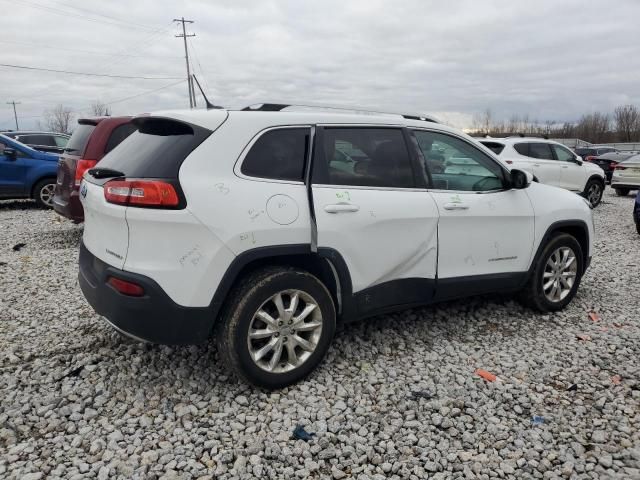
0 199 41 210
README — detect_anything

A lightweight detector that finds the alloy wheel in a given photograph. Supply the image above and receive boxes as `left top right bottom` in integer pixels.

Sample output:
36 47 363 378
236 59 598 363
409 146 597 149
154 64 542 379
40 183 55 207
587 183 602 205
542 247 578 302
247 290 323 373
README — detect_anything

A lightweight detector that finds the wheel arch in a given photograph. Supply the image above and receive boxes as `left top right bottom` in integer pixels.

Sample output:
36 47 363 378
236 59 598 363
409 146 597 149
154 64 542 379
30 175 57 199
584 174 605 191
208 245 353 331
530 220 590 276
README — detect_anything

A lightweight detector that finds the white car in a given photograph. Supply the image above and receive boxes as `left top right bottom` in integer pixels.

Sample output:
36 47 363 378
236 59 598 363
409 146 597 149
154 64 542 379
611 154 640 196
78 104 594 388
479 137 606 207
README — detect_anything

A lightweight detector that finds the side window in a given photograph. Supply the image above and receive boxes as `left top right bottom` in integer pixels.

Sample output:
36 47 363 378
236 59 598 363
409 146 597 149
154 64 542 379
0 140 6 154
528 143 554 160
552 145 575 162
413 130 505 192
480 142 505 155
20 135 56 146
514 143 529 156
54 136 69 147
314 128 414 188
104 123 137 154
241 128 309 182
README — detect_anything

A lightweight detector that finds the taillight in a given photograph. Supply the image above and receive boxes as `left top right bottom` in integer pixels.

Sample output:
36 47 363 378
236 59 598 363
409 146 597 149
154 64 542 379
585 156 596 162
75 159 97 187
104 180 180 207
107 276 145 297
613 164 627 170
610 162 618 169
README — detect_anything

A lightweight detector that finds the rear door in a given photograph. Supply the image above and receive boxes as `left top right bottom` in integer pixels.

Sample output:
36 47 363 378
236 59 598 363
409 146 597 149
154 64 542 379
311 126 439 312
518 142 562 186
412 130 534 285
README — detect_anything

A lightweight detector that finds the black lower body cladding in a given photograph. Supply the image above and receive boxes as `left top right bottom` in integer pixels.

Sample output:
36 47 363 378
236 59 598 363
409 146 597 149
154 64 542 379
78 242 214 344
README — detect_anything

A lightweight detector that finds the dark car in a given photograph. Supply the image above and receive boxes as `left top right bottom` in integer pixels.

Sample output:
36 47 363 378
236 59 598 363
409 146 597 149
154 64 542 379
53 117 134 222
634 191 640 235
1 131 70 154
575 146 619 162
588 152 636 183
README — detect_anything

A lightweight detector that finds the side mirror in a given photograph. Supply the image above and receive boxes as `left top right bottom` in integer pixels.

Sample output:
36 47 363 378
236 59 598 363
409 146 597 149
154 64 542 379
2 147 17 160
574 155 583 165
510 169 533 189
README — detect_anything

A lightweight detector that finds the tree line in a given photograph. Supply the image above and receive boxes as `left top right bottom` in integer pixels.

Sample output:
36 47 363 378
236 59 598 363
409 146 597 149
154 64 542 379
469 104 640 144
37 101 111 135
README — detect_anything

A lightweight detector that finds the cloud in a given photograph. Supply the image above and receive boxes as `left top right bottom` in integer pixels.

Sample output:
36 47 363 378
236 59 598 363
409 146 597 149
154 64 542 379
1 0 639 130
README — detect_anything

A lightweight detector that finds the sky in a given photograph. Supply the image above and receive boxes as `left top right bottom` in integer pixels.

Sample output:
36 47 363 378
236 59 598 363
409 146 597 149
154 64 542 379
1 0 640 130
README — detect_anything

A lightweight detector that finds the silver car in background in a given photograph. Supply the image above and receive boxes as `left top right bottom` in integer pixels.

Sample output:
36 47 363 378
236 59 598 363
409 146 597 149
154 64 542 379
612 154 640 196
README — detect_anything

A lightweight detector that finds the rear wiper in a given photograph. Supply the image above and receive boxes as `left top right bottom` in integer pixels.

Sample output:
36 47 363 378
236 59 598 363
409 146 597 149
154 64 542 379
88 167 125 179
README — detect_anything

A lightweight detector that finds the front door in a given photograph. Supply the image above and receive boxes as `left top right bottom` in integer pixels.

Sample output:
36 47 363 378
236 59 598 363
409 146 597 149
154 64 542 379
412 129 535 297
311 126 439 315
0 140 28 197
552 143 586 191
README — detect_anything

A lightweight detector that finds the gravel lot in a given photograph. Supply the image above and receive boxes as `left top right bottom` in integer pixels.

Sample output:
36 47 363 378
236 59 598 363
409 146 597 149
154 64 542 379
1 189 639 480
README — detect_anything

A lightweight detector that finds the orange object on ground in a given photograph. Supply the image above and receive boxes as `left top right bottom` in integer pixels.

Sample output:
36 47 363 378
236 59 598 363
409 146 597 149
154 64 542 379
576 334 592 341
475 369 497 382
588 312 601 322
612 375 622 385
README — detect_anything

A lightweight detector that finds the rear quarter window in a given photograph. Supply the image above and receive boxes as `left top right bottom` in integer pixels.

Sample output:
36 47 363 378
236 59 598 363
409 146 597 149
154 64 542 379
241 128 309 182
480 142 505 155
104 123 136 154
66 124 97 155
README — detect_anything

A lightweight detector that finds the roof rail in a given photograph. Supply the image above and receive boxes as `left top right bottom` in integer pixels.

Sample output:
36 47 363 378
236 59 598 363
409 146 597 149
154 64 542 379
241 102 439 123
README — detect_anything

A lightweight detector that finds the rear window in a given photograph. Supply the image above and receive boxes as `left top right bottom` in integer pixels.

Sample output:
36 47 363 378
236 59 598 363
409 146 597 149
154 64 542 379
66 124 96 154
241 128 309 181
97 118 211 178
18 134 57 146
480 141 505 155
104 123 136 154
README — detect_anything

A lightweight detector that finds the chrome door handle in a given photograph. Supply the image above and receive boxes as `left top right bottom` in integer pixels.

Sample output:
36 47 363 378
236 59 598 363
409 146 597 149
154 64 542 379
324 203 360 213
533 163 541 167
443 203 469 211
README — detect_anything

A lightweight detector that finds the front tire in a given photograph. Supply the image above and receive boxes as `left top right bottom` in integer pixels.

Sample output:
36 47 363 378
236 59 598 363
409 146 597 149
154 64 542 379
583 178 604 207
520 234 584 312
216 267 336 389
33 178 56 208
615 188 630 197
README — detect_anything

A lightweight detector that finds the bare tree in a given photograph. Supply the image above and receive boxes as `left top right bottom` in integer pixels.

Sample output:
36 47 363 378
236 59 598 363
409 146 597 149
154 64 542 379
614 104 640 142
90 100 111 117
39 104 75 134
575 112 611 143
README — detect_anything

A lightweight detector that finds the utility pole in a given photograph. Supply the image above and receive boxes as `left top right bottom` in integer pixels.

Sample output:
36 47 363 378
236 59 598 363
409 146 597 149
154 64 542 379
6 101 20 130
173 17 195 109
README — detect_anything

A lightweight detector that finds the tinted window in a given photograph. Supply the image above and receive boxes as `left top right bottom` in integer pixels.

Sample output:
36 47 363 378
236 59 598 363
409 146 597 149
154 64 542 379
413 130 504 191
514 143 529 156
104 123 136 154
54 135 69 147
66 124 96 154
479 141 505 155
241 128 309 181
528 143 554 160
97 118 211 178
313 128 414 188
18 134 56 146
552 145 575 162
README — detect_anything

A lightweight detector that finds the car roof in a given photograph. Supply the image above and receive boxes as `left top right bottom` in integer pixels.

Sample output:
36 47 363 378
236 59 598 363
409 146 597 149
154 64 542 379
478 137 565 146
147 106 463 137
1 130 69 136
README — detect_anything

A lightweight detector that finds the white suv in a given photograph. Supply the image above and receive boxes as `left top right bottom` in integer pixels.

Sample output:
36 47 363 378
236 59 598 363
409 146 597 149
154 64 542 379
78 104 594 388
479 137 606 207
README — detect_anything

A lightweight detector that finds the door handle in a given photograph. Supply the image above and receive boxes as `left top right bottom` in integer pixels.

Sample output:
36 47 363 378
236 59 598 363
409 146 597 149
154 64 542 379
443 203 469 211
324 203 360 214
561 165 569 169
533 163 541 167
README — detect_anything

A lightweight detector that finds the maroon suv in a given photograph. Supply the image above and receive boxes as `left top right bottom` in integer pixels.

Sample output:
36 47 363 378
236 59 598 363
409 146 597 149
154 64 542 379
54 117 135 222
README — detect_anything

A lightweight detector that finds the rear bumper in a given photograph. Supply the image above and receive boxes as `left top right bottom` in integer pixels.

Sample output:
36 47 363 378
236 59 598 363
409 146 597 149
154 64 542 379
78 242 214 344
611 183 640 190
53 189 84 222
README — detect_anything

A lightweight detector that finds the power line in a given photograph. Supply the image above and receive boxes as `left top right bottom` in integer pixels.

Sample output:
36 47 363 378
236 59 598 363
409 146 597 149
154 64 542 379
7 0 161 31
0 63 182 80
48 0 160 31
0 39 182 59
101 79 187 107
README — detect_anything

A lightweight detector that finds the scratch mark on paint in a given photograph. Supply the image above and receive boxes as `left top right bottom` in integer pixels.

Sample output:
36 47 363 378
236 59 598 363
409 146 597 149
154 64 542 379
248 209 265 221
335 191 351 201
240 233 257 244
463 254 476 266
449 194 462 204
369 210 376 217
179 246 203 267
214 183 230 195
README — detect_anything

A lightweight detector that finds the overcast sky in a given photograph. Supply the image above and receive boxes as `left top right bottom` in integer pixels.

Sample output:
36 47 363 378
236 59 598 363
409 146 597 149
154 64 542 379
1 0 640 130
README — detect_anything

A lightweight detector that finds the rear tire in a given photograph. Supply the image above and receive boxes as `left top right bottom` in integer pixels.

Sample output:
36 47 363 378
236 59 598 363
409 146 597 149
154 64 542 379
33 178 56 208
520 234 584 312
615 188 630 197
215 266 336 389
582 178 604 207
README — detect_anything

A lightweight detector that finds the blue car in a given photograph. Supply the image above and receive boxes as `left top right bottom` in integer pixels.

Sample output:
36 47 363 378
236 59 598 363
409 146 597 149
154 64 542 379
0 133 59 207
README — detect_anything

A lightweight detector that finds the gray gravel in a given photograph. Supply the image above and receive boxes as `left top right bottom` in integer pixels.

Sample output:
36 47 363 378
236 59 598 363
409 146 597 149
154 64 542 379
1 189 639 479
